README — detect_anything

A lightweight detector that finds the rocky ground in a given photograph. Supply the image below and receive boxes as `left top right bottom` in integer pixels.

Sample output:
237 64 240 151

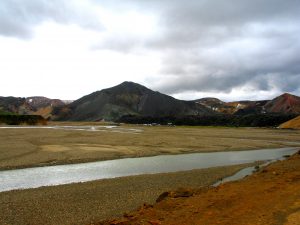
97 151 300 225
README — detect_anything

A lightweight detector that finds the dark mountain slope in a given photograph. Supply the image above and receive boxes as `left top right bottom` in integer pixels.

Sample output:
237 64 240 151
55 81 212 121
233 100 269 115
0 97 25 114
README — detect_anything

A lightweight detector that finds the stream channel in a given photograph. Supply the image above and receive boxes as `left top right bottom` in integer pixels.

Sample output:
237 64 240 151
0 147 298 192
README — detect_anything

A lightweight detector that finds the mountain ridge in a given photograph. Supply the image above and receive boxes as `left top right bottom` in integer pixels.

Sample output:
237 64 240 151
54 81 212 121
194 93 300 115
0 96 66 119
1 82 300 121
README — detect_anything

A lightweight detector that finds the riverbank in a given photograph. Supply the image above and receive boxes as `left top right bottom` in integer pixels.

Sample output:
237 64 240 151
1 147 295 192
1 124 300 170
0 164 254 225
98 151 300 225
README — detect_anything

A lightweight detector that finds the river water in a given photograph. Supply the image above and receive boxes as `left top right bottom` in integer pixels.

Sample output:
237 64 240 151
0 147 297 192
0 125 142 134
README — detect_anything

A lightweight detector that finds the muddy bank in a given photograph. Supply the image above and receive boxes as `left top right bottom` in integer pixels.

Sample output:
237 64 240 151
98 151 300 225
0 164 253 225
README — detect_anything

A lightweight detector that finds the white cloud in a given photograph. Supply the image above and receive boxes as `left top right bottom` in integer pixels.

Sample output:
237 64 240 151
0 22 161 99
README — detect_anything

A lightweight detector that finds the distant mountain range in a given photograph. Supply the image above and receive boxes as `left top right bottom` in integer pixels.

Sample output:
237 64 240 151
1 81 300 122
0 96 66 118
195 93 300 115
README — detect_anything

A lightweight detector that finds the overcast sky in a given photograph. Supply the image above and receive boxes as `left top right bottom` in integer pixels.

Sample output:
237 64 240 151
0 0 299 101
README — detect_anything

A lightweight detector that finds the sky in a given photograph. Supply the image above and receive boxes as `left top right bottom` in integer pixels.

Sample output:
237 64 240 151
0 0 299 101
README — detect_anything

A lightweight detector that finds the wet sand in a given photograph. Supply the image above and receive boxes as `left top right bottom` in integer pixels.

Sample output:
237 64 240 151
0 164 254 225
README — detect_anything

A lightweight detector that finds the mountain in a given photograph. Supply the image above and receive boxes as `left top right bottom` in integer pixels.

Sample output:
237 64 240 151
54 81 212 121
233 100 269 115
279 115 300 129
195 98 269 114
194 98 225 111
0 96 65 119
237 93 300 115
264 93 300 114
195 93 300 115
0 97 25 114
1 83 300 122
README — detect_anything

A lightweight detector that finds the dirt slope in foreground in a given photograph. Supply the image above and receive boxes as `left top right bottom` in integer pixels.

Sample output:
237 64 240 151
98 151 300 225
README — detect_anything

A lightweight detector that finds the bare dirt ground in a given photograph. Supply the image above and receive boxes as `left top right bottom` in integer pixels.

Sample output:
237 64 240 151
98 151 300 225
0 122 300 170
280 115 300 129
0 164 252 225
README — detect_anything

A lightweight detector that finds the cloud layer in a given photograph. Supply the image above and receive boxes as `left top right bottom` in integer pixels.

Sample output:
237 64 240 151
0 0 103 38
0 0 299 100
135 0 300 97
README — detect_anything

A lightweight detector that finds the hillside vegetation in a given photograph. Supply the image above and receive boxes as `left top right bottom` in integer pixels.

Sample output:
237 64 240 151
119 113 298 127
0 114 47 125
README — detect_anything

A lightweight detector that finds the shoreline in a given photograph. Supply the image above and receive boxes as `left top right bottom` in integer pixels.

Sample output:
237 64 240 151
0 163 256 225
99 151 300 225
1 146 298 171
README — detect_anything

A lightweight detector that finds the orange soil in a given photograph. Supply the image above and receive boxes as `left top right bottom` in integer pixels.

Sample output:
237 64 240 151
97 152 300 225
280 116 300 129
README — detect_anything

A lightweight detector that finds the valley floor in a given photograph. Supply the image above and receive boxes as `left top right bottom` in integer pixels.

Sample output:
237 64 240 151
0 123 300 170
0 124 299 224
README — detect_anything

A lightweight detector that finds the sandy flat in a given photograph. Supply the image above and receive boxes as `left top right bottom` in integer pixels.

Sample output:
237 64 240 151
1 124 300 170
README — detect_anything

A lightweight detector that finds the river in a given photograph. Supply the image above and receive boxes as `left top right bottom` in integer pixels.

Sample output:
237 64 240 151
0 147 297 192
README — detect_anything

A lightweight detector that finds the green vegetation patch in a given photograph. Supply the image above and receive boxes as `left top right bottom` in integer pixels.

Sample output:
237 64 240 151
0 114 47 125
118 113 299 127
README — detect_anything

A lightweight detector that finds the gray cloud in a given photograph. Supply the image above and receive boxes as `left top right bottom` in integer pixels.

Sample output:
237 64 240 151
0 0 103 38
92 36 143 53
141 0 300 98
1 0 299 99
91 1 300 98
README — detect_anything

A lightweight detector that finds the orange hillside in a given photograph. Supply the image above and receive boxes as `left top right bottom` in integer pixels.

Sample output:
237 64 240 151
279 115 300 129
